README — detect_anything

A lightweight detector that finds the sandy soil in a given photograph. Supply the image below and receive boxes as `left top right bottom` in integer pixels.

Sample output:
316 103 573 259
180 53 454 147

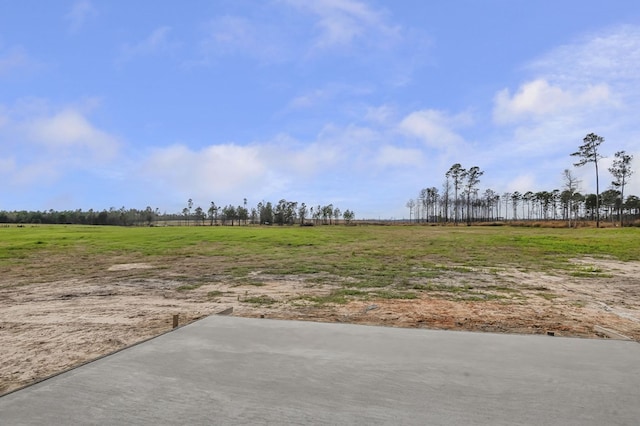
1 256 639 395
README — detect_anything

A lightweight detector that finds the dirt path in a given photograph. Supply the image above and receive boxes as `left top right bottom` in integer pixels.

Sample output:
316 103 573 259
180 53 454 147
1 257 639 395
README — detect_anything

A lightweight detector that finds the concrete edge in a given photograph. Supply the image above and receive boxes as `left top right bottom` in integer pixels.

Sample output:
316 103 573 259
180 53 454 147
0 309 231 399
594 325 633 341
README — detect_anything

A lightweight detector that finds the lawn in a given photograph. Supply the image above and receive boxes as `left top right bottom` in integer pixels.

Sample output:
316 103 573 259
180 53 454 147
2 223 638 285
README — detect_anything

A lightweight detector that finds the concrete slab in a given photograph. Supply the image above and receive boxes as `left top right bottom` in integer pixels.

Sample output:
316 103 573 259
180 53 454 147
1 316 639 425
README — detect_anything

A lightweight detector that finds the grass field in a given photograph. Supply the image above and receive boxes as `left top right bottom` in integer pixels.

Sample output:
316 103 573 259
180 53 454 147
2 223 639 303
2 223 639 270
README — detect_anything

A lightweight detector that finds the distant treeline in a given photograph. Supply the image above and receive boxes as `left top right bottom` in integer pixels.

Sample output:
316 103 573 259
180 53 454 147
409 137 637 227
0 199 356 227
0 207 159 226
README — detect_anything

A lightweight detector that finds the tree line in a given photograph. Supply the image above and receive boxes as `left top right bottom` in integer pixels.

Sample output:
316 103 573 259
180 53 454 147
182 198 355 226
0 199 355 227
406 133 637 227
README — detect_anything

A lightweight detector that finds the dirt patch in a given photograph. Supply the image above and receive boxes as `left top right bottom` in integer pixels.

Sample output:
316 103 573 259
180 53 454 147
107 263 153 271
1 255 639 395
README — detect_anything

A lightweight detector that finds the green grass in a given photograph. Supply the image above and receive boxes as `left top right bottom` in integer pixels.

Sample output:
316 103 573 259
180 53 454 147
207 290 224 298
176 283 205 291
1 225 638 296
569 265 613 278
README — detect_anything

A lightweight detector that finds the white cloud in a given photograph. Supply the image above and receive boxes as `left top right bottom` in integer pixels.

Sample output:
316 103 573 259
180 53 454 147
374 145 423 168
138 124 387 204
65 0 97 33
0 103 121 188
506 174 537 194
139 139 342 202
399 109 470 149
25 109 119 159
141 144 269 198
493 79 613 124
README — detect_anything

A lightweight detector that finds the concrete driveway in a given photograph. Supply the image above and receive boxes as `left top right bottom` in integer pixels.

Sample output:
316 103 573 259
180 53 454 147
1 316 638 425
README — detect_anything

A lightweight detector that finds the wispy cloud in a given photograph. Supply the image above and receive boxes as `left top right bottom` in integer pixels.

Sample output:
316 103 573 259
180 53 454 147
193 0 428 77
197 15 286 64
65 0 97 33
283 0 399 50
288 88 331 109
364 104 395 125
529 25 640 87
0 156 16 173
119 26 179 64
0 45 33 76
285 83 371 111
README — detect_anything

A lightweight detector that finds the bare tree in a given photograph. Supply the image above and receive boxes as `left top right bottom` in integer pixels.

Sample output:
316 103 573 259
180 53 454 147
406 199 416 223
609 150 634 226
442 180 451 223
419 188 428 223
464 166 483 224
502 192 510 221
572 133 604 227
563 169 581 228
446 163 467 225
511 192 521 220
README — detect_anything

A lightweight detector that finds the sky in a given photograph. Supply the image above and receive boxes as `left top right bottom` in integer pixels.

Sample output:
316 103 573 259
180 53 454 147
2 0 640 219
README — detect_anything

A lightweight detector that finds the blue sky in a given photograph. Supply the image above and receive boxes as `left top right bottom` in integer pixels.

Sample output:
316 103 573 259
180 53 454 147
2 0 640 219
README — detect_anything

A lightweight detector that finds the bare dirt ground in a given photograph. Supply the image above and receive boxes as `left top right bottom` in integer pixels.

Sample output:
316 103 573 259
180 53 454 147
1 256 639 395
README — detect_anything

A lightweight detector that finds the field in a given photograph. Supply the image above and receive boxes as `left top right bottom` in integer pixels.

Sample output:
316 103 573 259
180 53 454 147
1 224 639 394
